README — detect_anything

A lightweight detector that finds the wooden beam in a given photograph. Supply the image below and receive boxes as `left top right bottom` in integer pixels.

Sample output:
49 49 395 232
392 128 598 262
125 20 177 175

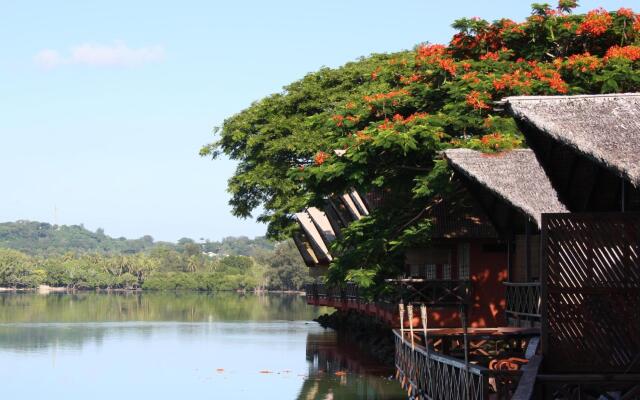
323 204 344 239
292 232 319 267
295 212 332 264
340 193 362 220
307 207 337 247
349 189 369 216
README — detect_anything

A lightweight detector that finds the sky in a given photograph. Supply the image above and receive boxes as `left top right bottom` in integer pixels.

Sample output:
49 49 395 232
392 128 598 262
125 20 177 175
0 0 632 242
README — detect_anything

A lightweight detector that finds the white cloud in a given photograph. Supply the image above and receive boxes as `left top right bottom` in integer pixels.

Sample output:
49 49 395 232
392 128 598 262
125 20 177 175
34 49 65 69
34 42 165 69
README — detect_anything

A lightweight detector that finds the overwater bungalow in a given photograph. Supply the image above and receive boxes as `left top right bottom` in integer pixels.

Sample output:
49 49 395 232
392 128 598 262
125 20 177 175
501 94 640 397
299 93 640 398
444 148 568 328
394 94 640 399
395 181 508 329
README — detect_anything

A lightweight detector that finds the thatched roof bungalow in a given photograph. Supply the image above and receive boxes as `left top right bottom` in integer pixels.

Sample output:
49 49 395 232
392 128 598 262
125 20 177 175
505 94 640 212
402 180 509 328
444 148 568 292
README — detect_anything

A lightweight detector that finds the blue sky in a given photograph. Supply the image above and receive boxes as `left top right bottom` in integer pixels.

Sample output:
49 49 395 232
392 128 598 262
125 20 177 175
0 0 632 242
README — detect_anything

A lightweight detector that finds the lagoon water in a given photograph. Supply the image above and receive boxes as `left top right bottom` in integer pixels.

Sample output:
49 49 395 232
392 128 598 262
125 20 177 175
0 292 405 399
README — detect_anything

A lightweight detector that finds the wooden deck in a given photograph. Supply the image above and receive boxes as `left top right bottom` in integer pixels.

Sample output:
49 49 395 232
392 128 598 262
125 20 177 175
393 329 539 400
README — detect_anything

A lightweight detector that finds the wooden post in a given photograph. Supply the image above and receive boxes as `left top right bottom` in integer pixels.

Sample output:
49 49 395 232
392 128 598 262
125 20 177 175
407 304 415 350
399 302 405 337
421 304 433 398
525 217 531 282
461 303 470 400
539 214 549 361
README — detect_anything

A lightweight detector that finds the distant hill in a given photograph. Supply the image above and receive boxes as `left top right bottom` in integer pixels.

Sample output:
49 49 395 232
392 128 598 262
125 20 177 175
0 220 273 256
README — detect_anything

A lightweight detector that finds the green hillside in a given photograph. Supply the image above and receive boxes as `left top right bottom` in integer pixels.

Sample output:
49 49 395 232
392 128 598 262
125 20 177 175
0 220 272 256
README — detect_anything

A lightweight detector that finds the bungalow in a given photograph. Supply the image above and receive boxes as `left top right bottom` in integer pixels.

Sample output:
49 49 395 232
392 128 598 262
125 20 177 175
399 179 508 328
502 94 640 382
443 148 568 328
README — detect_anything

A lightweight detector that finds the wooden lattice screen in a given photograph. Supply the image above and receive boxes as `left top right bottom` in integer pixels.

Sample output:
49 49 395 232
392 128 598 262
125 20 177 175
541 213 640 373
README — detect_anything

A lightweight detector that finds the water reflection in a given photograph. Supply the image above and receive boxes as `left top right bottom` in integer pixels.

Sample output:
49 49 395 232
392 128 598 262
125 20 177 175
299 331 405 399
0 292 404 399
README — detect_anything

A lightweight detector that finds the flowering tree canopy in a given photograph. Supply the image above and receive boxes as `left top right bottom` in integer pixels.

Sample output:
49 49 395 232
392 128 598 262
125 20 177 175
202 2 640 289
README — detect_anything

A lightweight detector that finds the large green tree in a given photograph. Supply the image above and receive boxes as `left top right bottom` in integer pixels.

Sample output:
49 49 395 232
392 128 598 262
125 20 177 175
204 2 640 288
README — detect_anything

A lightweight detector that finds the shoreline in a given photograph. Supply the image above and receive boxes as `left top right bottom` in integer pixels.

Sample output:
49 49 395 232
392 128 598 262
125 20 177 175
0 286 305 295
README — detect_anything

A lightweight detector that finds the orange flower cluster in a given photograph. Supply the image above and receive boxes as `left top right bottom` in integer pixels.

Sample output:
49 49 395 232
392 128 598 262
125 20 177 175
604 45 640 62
314 151 329 165
438 58 457 75
355 130 372 141
391 112 429 124
480 51 500 61
565 52 602 72
416 44 447 60
561 21 574 30
480 132 502 145
530 64 569 93
371 67 381 80
617 7 635 19
332 115 344 127
363 89 409 103
416 44 457 75
635 16 640 32
466 91 491 110
492 70 533 91
462 71 481 84
577 8 612 36
378 118 394 130
499 19 525 35
400 74 421 84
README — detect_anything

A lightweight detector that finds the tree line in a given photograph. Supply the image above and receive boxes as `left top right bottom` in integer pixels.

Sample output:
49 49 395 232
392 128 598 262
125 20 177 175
0 225 310 291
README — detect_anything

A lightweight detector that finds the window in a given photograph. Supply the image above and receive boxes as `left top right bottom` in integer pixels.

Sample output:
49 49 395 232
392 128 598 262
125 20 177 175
425 264 437 280
457 243 470 280
442 264 451 280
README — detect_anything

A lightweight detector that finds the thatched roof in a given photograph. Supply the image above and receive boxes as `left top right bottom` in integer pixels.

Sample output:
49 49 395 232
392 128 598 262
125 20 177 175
505 94 640 187
295 211 332 264
292 232 319 267
444 149 568 227
307 207 337 245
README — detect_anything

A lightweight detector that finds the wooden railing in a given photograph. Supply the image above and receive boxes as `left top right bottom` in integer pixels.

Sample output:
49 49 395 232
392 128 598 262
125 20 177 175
393 279 472 306
306 280 472 307
394 330 522 400
503 282 541 323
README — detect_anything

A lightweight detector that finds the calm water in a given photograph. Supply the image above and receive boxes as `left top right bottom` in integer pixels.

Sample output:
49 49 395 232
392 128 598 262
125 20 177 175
0 292 405 399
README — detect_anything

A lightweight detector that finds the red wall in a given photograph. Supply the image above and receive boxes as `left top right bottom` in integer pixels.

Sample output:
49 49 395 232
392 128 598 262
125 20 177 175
403 240 508 328
308 239 508 329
